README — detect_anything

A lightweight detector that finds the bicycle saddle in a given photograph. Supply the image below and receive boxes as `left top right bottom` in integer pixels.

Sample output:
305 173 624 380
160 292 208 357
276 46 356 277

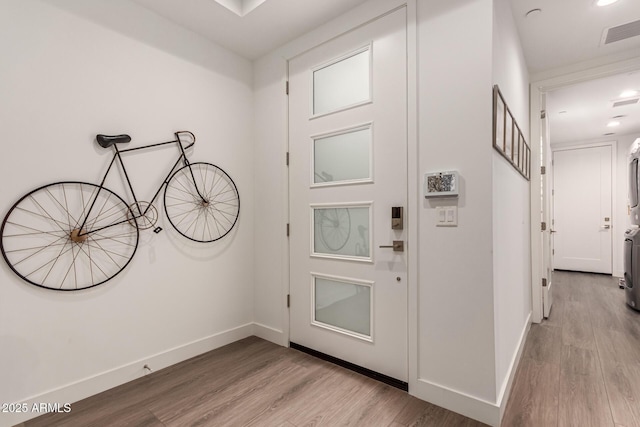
96 134 132 148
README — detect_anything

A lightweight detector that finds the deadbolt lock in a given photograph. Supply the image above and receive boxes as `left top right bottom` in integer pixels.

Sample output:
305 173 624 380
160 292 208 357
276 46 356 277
392 207 404 230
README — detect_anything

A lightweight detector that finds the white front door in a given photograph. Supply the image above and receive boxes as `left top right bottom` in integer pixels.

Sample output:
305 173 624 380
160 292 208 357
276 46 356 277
552 144 613 274
288 8 407 383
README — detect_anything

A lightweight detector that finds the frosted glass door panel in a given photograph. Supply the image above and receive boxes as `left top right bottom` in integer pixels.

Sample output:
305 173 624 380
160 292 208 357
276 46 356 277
312 206 370 260
313 125 372 185
313 275 372 339
313 48 371 116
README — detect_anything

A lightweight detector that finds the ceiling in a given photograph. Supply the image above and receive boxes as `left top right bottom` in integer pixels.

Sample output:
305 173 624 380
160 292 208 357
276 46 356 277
509 0 640 144
545 70 640 144
132 0 369 60
132 0 640 144
510 0 640 75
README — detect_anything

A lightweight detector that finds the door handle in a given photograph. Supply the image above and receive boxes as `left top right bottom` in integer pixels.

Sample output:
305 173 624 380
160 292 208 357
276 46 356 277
601 225 611 229
379 240 404 252
550 229 556 233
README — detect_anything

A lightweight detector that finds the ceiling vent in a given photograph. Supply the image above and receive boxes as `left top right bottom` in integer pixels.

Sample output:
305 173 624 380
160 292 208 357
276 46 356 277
602 19 640 45
612 98 640 108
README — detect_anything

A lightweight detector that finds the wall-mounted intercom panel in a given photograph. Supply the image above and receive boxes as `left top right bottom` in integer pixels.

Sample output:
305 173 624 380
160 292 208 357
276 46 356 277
424 171 459 198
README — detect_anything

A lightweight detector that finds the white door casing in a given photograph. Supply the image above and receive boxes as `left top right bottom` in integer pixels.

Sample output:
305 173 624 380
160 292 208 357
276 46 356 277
552 144 613 274
288 8 408 382
541 102 553 318
529 57 640 323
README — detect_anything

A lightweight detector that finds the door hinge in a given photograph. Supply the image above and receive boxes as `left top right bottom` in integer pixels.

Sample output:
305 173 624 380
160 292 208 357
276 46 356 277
541 222 547 231
553 249 555 255
286 223 290 237
286 151 289 166
285 81 289 95
541 166 546 175
541 110 546 119
287 294 290 308
542 277 548 287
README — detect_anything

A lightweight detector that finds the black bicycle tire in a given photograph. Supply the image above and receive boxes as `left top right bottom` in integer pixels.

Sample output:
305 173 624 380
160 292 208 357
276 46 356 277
319 207 351 251
0 181 139 291
164 162 240 243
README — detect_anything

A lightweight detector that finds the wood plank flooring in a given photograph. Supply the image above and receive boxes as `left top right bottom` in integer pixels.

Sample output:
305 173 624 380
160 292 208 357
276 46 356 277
19 337 486 427
503 271 640 427
19 270 640 427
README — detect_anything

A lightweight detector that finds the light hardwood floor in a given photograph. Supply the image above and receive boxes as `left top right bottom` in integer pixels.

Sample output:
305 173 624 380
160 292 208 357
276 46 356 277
19 337 485 427
19 271 640 427
503 271 640 427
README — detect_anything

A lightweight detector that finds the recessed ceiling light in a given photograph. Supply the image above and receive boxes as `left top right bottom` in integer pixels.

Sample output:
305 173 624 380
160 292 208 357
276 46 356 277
621 89 639 98
214 0 268 17
607 121 621 127
597 0 620 6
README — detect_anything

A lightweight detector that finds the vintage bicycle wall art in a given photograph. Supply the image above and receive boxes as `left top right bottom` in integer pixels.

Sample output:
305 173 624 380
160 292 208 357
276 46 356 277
0 131 240 291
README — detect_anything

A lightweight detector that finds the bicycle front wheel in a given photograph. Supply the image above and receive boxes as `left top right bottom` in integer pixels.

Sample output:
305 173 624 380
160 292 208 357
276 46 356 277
164 162 240 242
0 182 139 291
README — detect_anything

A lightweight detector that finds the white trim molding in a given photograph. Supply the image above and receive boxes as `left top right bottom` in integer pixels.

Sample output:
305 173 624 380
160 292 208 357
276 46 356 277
410 313 531 427
3 323 255 426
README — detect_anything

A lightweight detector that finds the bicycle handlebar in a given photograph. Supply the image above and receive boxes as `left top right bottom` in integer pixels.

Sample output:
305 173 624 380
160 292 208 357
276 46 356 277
176 130 196 150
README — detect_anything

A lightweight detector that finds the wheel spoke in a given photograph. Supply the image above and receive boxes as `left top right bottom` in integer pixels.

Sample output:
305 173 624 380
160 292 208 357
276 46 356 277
164 163 239 242
7 235 69 266
44 186 80 228
1 182 138 290
23 241 73 282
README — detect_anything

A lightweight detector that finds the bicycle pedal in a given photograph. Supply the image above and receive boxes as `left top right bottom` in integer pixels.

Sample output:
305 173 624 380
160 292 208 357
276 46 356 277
153 227 163 234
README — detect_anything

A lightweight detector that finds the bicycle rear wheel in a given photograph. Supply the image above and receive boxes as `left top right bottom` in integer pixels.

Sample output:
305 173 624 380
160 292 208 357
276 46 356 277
164 162 240 242
0 182 139 291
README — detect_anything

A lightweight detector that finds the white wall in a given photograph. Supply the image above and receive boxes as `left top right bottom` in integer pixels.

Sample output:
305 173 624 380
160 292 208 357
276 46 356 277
0 1 254 425
252 52 289 345
551 132 640 278
491 0 532 410
416 0 496 406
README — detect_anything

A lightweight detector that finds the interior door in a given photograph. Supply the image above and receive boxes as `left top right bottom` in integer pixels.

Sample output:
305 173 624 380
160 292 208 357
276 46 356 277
288 8 407 383
541 104 553 318
552 144 612 274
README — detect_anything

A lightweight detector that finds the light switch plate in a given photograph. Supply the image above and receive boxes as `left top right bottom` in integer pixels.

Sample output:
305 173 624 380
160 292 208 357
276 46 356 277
436 206 458 227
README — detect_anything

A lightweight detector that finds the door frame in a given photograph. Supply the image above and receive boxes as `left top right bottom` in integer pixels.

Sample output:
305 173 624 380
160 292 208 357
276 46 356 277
551 140 616 274
529 56 640 323
281 0 418 385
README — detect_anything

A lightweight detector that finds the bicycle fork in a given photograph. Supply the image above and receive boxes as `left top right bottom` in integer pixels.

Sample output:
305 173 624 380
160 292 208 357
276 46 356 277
175 132 208 204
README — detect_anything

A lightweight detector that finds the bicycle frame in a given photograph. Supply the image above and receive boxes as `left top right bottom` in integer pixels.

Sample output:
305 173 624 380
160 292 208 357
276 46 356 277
77 131 200 237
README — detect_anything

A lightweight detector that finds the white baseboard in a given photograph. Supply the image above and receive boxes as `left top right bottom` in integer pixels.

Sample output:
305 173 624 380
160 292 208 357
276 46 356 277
2 323 255 427
409 313 531 427
252 322 286 346
496 312 531 424
411 378 501 426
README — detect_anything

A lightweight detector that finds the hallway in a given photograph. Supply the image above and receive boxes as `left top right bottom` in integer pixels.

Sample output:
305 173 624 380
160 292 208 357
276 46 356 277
503 271 640 426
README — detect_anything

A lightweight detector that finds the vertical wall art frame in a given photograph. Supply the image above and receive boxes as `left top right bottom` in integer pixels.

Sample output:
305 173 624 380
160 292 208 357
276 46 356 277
493 85 530 180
